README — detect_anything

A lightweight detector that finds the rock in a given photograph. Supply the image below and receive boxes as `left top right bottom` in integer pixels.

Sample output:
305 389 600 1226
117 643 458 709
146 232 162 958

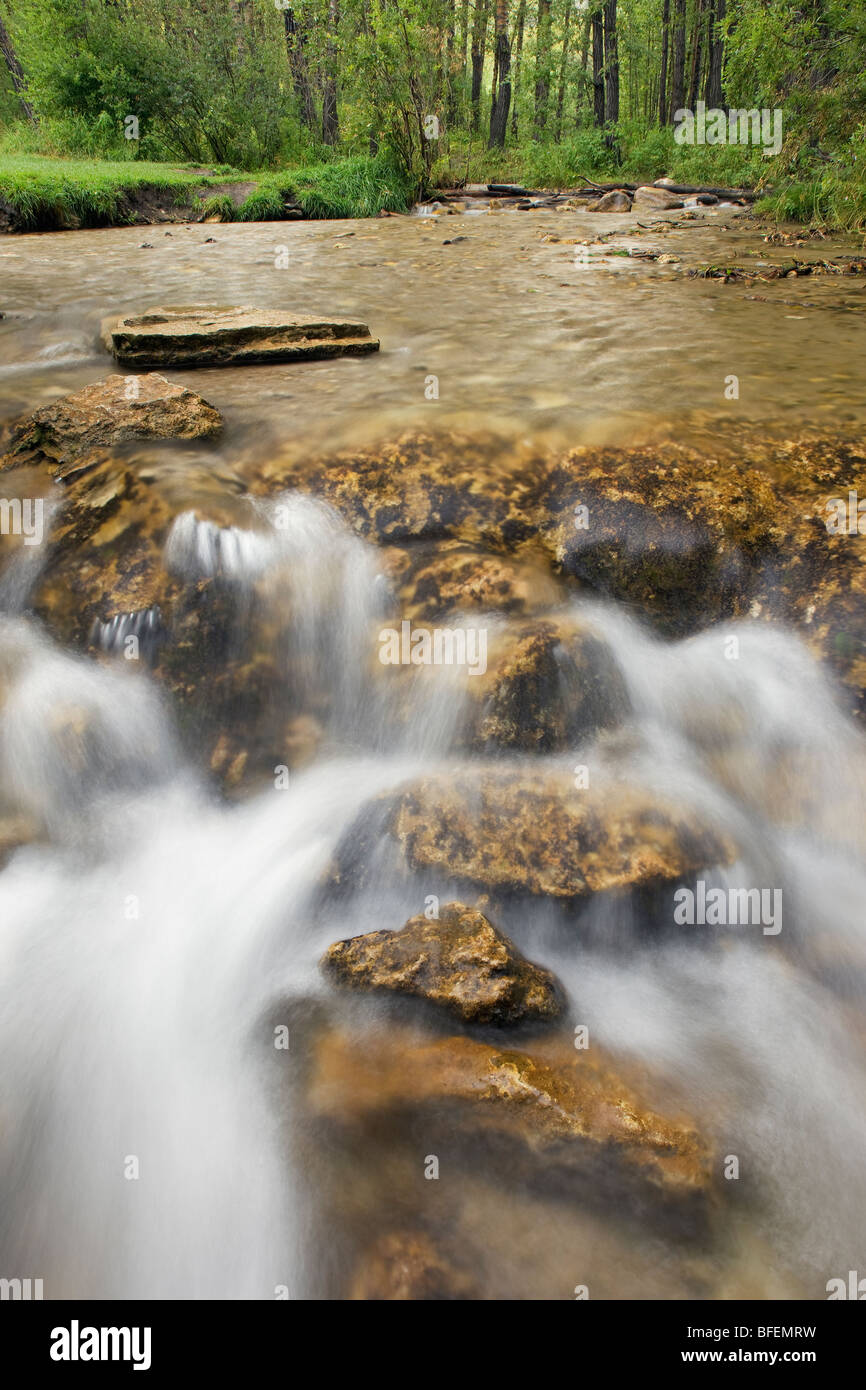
100 306 380 368
253 430 554 550
632 186 685 210
381 540 563 621
349 1232 478 1300
332 767 735 900
466 617 628 753
322 901 561 1024
543 441 782 636
2 374 222 477
588 191 633 213
308 1025 714 1199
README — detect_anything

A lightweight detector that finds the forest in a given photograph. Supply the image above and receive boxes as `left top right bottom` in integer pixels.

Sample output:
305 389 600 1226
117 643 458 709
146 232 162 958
0 0 864 228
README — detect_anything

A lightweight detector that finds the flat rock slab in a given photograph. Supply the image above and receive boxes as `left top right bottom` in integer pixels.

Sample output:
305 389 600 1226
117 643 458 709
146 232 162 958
101 305 380 368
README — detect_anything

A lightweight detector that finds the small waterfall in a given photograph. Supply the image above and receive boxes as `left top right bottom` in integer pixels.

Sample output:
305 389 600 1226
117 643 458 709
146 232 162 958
1 496 865 1299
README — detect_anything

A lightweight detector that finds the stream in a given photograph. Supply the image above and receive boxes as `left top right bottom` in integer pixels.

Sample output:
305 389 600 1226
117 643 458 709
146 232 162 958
1 201 865 1300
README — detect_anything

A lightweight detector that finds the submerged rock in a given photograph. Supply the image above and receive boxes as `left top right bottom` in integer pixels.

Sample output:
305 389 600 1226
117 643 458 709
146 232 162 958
309 1025 713 1200
101 306 379 368
2 374 222 477
466 617 628 753
349 1231 478 1300
322 901 561 1024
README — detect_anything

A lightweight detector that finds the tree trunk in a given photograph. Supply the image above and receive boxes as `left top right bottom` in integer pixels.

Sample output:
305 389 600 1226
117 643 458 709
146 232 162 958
470 0 490 132
704 0 725 108
510 0 526 135
602 0 618 126
321 0 340 144
0 14 37 125
534 0 552 138
591 5 604 128
554 0 573 143
283 9 317 130
488 0 511 147
658 0 670 125
668 0 686 121
687 0 705 109
445 0 457 124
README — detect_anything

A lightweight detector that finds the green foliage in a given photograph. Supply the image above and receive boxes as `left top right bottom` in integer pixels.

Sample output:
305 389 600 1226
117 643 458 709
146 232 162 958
0 0 864 230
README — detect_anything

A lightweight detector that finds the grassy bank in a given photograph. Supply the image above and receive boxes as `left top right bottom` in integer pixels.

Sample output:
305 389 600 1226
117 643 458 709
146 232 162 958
1 138 864 236
434 126 866 236
0 152 415 231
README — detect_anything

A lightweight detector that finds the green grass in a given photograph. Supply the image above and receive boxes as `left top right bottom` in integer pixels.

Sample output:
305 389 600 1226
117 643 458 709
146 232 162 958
0 150 415 231
0 154 208 229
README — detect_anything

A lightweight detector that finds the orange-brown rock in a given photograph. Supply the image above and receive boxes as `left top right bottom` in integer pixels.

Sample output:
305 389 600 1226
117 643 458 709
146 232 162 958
357 767 736 898
349 1231 478 1300
309 1025 713 1199
2 374 222 476
322 901 561 1024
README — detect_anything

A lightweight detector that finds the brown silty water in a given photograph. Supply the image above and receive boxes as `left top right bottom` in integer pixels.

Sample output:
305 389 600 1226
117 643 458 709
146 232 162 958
0 200 865 1300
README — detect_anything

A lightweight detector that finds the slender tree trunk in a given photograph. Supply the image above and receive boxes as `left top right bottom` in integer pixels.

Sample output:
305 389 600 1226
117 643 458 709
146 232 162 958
460 0 471 77
704 0 725 108
591 5 605 128
321 0 340 144
283 9 317 130
687 0 705 109
470 0 490 132
658 0 670 124
668 0 686 121
534 0 552 138
602 0 618 126
488 0 511 146
554 0 573 143
510 0 526 135
445 0 457 123
0 14 37 125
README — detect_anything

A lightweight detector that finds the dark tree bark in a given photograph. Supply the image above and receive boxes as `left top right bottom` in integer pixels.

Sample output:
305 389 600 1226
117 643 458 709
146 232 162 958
321 0 340 144
602 0 618 126
661 0 675 125
554 0 573 142
0 14 37 125
669 0 686 120
658 0 670 124
488 0 511 146
704 0 725 108
534 0 552 137
283 9 317 130
510 0 526 135
591 5 605 127
687 0 705 109
470 0 490 132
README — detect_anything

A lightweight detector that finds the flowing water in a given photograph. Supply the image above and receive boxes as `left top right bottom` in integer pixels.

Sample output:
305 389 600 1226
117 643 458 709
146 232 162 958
1 203 865 1300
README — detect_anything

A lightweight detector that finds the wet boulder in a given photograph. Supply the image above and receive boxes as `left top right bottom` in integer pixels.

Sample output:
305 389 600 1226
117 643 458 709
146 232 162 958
588 191 633 213
466 616 628 753
308 1024 714 1200
322 901 561 1025
349 1232 478 1300
101 306 379 368
2 374 222 477
332 766 736 900
632 186 685 210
